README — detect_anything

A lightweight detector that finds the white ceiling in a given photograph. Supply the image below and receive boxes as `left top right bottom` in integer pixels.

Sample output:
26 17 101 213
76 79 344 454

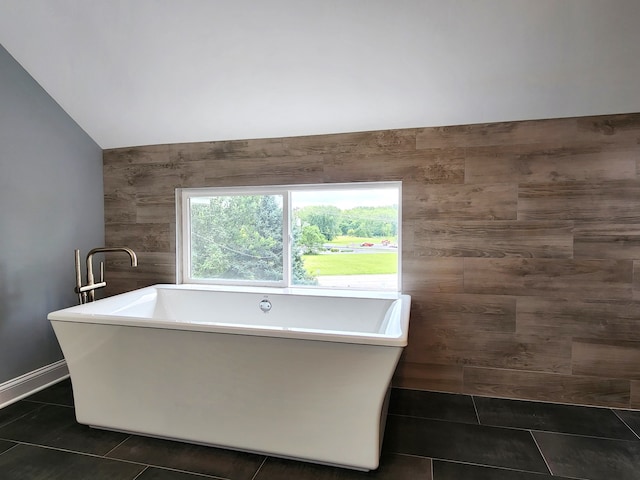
1 0 639 149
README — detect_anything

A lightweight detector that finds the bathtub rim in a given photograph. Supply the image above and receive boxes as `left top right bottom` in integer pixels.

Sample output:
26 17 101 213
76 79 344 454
48 284 411 347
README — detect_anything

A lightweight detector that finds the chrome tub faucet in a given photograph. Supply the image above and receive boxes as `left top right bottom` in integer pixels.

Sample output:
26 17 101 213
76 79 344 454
75 247 137 304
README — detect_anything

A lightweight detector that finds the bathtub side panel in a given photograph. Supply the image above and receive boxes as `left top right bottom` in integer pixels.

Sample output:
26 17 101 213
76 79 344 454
51 321 401 470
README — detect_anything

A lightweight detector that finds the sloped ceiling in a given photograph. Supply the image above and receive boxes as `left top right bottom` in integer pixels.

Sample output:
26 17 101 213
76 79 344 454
0 0 639 149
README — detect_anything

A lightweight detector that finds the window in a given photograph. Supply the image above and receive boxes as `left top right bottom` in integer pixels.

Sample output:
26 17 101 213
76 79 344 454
177 182 401 291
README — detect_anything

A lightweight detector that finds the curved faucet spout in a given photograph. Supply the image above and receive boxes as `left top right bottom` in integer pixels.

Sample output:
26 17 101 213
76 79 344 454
84 247 138 302
86 247 137 271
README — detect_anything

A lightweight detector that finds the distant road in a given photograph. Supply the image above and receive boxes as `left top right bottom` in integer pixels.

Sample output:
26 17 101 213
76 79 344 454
316 274 397 289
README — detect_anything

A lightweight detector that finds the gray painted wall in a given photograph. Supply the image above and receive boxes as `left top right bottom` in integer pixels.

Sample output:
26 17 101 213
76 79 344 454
0 44 103 384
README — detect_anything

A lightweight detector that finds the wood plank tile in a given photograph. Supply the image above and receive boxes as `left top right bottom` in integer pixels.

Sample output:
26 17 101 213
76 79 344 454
105 223 172 252
572 339 640 380
203 154 325 187
402 257 463 293
407 148 465 185
631 382 640 410
179 132 414 162
103 162 131 192
403 183 517 221
518 180 640 222
103 144 171 166
465 143 637 184
404 328 571 374
104 189 136 224
322 152 403 183
408 293 516 333
575 113 640 146
412 221 573 258
103 160 205 193
392 361 463 393
463 367 630 408
103 274 139 297
324 148 464 184
401 220 415 256
170 130 414 161
169 137 329 162
464 258 633 299
634 261 640 301
574 223 640 259
169 137 295 161
187 130 413 161
285 128 417 155
173 139 251 161
136 193 176 224
416 117 576 149
517 297 640 341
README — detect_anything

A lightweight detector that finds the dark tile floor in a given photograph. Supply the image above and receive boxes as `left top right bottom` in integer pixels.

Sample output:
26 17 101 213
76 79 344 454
0 380 639 479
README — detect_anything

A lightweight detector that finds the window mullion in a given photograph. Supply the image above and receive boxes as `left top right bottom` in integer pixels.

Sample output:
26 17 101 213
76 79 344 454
282 190 291 287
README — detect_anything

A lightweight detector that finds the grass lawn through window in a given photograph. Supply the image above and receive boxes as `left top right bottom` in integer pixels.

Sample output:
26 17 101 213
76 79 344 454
302 253 398 276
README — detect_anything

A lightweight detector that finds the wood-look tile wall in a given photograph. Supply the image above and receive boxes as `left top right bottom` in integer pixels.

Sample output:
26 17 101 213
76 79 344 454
103 113 640 409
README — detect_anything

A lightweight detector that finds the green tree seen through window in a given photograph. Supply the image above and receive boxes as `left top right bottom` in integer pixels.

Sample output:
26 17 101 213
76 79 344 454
190 195 283 281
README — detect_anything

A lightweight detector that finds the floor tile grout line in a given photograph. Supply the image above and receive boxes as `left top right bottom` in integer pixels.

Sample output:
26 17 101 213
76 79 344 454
426 455 554 477
612 410 640 441
136 464 229 480
102 435 133 458
131 465 149 480
2 439 148 465
437 389 631 412
529 430 554 477
389 410 640 443
1 439 229 479
388 412 621 440
526 428 640 443
386 412 481 426
3 440 228 480
0 403 47 431
390 450 549 476
0 442 20 458
23 399 75 408
250 456 268 480
470 395 481 424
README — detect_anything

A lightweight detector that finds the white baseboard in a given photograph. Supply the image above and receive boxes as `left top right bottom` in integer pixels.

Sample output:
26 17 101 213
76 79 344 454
0 360 69 409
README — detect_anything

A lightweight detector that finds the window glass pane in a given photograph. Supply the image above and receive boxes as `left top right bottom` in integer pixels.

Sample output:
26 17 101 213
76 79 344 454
291 188 399 290
189 194 283 282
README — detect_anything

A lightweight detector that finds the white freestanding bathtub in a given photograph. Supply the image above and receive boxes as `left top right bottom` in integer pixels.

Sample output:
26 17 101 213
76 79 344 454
48 284 411 471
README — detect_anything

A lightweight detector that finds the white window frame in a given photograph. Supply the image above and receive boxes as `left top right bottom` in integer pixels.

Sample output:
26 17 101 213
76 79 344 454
176 181 402 291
